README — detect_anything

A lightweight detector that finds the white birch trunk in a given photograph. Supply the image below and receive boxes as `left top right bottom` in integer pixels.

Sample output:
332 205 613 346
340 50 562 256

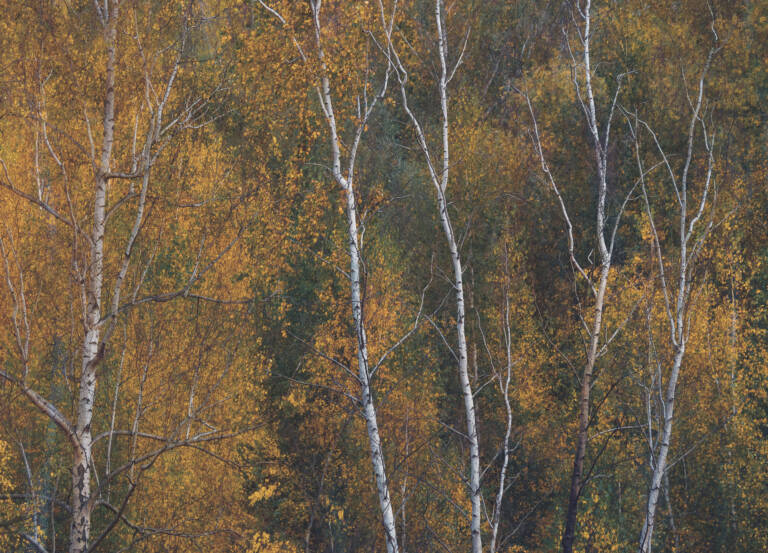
638 346 684 553
634 40 717 552
489 265 515 553
346 187 400 553
525 4 620 551
445 208 482 553
70 3 118 551
386 2 483 548
435 9 481 541
1 4 231 550
308 3 400 550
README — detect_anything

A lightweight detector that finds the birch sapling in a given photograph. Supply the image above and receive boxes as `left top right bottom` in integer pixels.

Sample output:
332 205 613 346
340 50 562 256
631 41 719 553
489 244 518 553
383 2 482 550
257 1 402 550
310 3 400 550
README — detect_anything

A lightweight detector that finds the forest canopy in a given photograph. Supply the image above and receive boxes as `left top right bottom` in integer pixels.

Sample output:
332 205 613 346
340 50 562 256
0 1 767 552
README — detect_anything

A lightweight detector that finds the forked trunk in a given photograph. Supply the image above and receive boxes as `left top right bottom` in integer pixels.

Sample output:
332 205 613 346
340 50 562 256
638 346 685 553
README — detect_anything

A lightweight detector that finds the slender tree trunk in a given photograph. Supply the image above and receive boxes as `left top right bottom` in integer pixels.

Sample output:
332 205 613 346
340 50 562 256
70 154 105 553
70 4 117 551
390 2 483 548
435 180 481 552
558 3 623 549
561 264 609 553
344 183 399 553
441 203 482 553
490 271 515 553
307 3 399 549
638 345 684 553
634 45 715 548
435 17 482 539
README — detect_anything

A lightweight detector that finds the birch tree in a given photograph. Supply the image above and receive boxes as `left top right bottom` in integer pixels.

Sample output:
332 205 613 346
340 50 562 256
485 243 524 553
257 2 403 551
382 2 485 550
307 3 402 550
1 1 766 551
0 2 246 551
630 39 720 553
523 2 637 551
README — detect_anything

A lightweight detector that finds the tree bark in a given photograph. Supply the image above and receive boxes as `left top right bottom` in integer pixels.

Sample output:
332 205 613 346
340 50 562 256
443 203 482 553
633 42 716 551
308 3 400 550
638 346 684 553
388 3 483 548
344 184 400 553
561 264 609 553
69 4 118 551
560 2 613 550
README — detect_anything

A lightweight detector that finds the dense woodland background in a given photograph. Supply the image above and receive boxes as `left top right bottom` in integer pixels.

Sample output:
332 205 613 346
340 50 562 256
1 1 767 552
